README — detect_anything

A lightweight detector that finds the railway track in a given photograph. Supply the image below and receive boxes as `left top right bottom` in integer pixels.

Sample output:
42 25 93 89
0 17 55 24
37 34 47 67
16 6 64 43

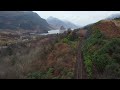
74 37 88 79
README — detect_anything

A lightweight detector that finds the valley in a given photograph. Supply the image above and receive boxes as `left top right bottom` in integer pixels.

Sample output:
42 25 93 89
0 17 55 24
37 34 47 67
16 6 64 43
0 11 120 79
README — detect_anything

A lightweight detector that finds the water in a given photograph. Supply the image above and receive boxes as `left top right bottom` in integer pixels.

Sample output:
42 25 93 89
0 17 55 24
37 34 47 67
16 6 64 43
32 29 75 36
40 30 60 35
48 30 60 34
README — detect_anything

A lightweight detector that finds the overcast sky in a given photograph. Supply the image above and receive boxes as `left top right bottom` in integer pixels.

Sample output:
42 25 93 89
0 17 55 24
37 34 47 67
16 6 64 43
34 11 120 26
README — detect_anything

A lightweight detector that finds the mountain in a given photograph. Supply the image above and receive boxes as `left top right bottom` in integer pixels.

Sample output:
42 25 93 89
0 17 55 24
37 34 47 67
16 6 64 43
47 16 79 30
0 11 52 33
106 13 120 20
63 20 80 29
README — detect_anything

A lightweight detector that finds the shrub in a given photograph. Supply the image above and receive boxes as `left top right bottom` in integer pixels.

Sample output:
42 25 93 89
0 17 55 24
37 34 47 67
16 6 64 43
11 55 18 66
27 71 45 79
67 32 77 41
93 54 110 72
61 38 69 44
113 53 120 64
66 72 74 79
45 68 54 78
103 63 120 79
27 68 54 79
84 55 93 78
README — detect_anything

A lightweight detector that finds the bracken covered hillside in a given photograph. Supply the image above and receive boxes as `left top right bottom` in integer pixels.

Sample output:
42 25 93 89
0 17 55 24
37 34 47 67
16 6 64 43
82 19 120 79
92 20 120 38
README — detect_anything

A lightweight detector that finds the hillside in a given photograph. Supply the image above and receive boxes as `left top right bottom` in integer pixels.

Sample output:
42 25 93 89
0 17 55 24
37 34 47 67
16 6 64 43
82 19 120 79
47 16 79 29
0 30 80 79
0 11 52 33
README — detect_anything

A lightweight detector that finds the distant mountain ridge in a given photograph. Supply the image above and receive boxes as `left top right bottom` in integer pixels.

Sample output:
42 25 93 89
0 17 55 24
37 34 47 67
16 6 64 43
47 16 79 29
106 13 120 20
0 11 52 33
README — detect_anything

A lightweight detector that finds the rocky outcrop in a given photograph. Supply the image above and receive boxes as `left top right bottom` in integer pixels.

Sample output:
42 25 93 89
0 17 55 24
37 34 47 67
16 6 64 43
60 26 66 33
60 26 66 30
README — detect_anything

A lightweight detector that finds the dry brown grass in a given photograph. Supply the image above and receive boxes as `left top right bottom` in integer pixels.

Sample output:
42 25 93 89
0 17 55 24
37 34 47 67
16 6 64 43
94 20 120 38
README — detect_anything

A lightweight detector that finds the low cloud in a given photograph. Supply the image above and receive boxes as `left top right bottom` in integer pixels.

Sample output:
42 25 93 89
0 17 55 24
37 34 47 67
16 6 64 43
34 11 120 26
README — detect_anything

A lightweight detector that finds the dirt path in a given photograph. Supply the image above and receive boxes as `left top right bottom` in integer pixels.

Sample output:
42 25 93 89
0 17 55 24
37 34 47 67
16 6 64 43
74 37 88 79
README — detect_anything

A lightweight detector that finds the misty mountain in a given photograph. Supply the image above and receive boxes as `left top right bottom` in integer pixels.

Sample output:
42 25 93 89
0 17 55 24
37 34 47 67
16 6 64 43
0 11 52 33
106 13 120 20
47 16 79 29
